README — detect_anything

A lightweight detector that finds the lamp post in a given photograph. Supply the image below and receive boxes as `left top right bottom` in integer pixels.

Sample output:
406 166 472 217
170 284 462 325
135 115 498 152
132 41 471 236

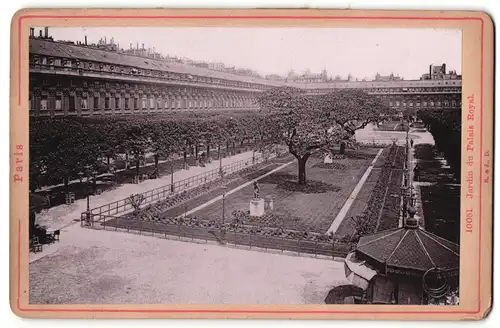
78 165 98 226
221 185 228 226
219 146 223 171
170 160 175 193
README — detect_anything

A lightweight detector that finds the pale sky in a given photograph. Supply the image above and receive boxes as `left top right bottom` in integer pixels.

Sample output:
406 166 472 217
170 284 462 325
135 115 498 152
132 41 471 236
40 27 462 80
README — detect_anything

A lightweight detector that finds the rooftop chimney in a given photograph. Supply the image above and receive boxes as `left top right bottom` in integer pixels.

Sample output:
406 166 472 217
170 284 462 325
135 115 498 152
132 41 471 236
85 35 87 45
104 36 107 44
39 30 43 37
29 27 34 37
142 43 145 50
44 27 49 38
130 43 132 49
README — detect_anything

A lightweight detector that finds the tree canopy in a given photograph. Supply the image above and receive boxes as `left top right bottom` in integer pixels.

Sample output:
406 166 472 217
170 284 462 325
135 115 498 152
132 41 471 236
256 87 390 184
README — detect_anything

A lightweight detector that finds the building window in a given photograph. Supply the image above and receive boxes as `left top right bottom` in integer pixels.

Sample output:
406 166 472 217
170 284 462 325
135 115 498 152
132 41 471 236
40 96 48 110
105 97 110 110
142 98 147 109
115 97 120 109
164 99 169 109
134 98 139 109
423 101 427 107
55 96 62 110
157 99 161 109
41 57 47 65
94 96 100 110
54 59 61 66
81 96 89 110
149 98 154 109
125 98 129 110
69 96 75 111
396 101 400 106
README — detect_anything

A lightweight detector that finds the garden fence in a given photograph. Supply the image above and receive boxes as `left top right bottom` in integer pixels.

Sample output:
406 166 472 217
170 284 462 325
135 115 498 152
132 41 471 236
80 153 268 223
85 215 353 259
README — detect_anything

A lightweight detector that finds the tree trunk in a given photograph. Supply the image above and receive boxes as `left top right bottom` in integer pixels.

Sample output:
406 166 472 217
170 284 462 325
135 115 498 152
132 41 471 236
107 156 110 165
297 154 311 185
125 153 129 169
135 157 140 178
206 143 211 158
63 177 69 190
226 142 230 156
340 141 346 155
183 149 187 165
154 154 159 178
195 144 199 160
218 145 221 160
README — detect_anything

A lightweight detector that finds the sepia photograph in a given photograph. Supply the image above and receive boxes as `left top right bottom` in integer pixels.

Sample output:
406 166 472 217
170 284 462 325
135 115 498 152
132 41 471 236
26 25 462 306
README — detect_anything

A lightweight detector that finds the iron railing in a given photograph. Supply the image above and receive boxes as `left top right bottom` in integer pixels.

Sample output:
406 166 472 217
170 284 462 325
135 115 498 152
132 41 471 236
80 153 266 224
85 215 352 259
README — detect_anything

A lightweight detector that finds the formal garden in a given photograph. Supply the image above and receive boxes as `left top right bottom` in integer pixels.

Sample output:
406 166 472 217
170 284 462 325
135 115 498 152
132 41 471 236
77 87 399 257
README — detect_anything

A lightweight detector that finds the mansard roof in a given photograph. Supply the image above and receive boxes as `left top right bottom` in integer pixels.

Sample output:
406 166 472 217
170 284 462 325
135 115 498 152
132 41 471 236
29 38 291 88
29 38 462 90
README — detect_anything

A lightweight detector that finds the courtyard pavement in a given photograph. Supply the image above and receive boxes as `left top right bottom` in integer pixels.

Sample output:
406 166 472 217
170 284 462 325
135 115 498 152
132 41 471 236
29 226 347 304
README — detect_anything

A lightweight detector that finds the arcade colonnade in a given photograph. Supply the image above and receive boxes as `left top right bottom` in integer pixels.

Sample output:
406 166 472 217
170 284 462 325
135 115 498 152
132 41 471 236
29 82 259 116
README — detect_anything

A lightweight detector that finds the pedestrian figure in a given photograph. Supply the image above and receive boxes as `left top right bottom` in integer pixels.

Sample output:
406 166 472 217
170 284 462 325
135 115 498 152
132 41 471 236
413 164 420 182
410 139 414 148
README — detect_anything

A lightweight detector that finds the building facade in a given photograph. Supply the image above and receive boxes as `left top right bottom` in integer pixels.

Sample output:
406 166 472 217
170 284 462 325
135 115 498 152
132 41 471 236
29 37 462 117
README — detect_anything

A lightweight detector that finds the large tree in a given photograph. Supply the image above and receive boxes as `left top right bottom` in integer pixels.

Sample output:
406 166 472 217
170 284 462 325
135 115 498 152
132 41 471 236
257 87 342 185
317 89 390 154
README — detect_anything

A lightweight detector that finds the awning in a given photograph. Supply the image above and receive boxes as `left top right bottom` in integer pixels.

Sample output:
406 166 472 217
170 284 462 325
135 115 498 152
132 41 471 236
344 252 377 290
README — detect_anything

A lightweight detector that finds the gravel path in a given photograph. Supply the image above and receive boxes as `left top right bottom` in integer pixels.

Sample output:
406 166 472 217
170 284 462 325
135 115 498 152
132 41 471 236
29 226 348 304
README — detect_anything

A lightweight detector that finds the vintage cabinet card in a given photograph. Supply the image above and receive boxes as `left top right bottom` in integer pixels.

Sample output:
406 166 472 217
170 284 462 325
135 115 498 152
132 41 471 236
9 8 493 320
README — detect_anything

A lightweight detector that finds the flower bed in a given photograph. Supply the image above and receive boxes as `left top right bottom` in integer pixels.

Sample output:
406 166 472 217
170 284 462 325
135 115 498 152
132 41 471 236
341 144 401 244
313 162 348 170
136 213 337 244
362 145 399 221
121 207 338 244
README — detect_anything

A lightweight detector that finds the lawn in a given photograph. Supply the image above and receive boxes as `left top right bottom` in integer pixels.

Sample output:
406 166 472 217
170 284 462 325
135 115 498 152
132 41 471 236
190 149 379 233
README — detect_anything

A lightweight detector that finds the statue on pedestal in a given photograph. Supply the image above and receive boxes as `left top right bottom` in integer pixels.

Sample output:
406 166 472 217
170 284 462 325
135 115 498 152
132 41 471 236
253 181 260 199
